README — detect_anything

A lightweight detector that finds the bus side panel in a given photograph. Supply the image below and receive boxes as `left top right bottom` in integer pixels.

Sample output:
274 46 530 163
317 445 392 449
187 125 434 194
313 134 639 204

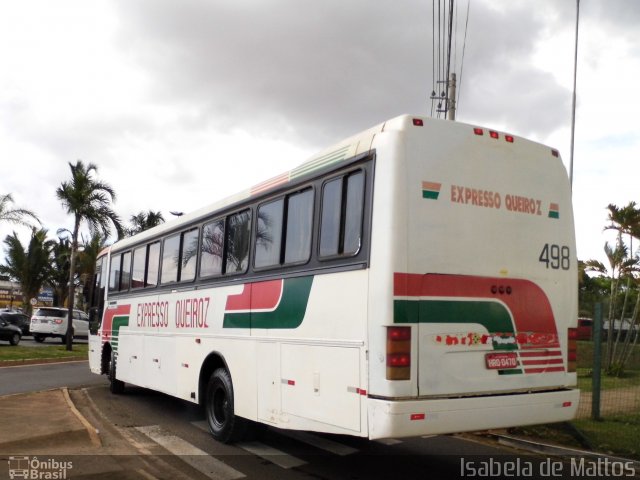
366 131 413 399
88 334 102 375
281 344 361 432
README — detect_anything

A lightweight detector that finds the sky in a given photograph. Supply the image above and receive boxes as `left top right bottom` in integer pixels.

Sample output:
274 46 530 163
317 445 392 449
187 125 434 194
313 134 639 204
0 0 639 269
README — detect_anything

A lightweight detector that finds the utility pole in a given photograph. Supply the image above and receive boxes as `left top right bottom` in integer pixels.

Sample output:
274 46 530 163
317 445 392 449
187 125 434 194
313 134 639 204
569 0 580 191
447 73 457 121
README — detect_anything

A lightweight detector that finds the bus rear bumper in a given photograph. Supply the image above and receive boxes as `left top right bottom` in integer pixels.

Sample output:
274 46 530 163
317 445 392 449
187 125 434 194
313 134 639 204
367 388 580 440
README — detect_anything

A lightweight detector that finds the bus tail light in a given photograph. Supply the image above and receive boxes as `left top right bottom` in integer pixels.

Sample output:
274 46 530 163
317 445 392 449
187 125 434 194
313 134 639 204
386 326 411 380
568 328 577 372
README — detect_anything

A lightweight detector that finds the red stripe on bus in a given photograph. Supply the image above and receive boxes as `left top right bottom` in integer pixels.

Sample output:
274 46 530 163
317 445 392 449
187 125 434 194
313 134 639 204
518 350 562 357
393 273 558 341
224 280 283 312
521 358 564 366
524 366 565 374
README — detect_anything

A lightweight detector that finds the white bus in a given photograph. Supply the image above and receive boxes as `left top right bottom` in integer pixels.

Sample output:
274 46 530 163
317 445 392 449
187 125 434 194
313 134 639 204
88 115 579 443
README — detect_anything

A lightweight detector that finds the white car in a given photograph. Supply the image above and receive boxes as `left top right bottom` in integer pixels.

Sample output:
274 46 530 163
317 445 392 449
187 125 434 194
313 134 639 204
30 307 89 343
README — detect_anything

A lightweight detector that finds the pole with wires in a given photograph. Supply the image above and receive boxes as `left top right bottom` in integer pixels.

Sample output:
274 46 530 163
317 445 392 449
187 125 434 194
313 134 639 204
569 0 580 191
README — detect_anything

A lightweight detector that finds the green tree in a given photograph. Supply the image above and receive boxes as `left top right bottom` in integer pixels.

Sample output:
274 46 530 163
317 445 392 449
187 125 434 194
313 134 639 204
0 229 54 316
76 232 106 311
48 236 72 307
127 210 165 236
56 160 123 350
0 193 39 228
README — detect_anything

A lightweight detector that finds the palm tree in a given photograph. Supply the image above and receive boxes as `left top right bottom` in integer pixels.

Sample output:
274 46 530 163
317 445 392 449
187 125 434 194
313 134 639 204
0 193 40 228
127 210 165 236
76 232 106 311
0 229 54 316
56 160 123 350
603 202 640 372
48 236 72 307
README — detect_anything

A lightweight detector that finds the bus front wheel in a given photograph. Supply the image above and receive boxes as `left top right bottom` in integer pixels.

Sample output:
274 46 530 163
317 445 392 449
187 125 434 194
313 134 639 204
205 368 246 443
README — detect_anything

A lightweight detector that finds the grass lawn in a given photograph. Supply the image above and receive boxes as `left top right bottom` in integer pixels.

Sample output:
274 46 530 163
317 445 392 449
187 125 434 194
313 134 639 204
511 416 640 460
0 343 88 362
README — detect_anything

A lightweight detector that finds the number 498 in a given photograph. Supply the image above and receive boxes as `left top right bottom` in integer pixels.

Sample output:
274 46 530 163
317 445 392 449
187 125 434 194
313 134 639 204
539 243 570 270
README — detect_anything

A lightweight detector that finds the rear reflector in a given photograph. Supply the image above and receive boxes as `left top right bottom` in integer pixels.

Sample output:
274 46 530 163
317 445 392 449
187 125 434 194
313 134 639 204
562 401 572 408
412 118 424 126
410 413 426 421
386 326 411 380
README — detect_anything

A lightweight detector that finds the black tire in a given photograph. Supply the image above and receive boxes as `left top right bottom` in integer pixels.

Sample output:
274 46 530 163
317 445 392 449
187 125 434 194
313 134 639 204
9 333 20 346
205 368 247 443
33 334 45 343
109 351 125 394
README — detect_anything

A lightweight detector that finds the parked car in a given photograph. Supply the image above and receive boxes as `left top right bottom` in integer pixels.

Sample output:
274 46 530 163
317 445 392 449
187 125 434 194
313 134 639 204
30 307 89 343
0 317 21 345
0 311 31 336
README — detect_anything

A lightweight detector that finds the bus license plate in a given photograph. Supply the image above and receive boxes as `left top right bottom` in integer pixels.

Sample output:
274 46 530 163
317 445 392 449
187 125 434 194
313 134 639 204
485 352 518 370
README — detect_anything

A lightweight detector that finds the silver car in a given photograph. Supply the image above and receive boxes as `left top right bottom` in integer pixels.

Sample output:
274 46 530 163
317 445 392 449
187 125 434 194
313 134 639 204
30 307 89 343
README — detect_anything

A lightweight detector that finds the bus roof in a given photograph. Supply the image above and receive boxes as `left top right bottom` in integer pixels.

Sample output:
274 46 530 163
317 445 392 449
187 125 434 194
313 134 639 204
107 115 559 254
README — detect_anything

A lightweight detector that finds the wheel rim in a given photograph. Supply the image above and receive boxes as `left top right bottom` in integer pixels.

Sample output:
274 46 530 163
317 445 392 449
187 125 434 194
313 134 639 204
211 384 228 428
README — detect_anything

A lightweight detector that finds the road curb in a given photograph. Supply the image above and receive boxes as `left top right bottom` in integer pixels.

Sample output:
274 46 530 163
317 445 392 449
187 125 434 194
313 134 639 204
0 357 88 368
62 387 102 448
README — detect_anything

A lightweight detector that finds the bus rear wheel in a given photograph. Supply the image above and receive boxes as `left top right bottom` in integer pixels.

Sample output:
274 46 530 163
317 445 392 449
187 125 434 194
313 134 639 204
205 368 247 443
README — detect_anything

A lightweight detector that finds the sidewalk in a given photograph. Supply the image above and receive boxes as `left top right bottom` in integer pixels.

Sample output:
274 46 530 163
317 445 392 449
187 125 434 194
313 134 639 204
0 388 201 479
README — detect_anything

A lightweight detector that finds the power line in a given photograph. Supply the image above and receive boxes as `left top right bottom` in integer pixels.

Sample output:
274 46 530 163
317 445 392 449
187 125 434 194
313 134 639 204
428 0 470 120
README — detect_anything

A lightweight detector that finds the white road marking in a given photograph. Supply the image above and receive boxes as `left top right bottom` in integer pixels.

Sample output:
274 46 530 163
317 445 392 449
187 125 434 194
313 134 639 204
237 441 307 469
136 425 245 480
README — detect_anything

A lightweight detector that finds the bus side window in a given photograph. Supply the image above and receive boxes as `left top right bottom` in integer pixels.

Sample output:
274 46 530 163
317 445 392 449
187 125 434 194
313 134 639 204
180 228 199 282
320 170 365 258
121 251 132 291
131 245 146 289
255 198 284 269
200 219 225 277
147 242 160 287
284 189 313 264
225 210 251 274
108 253 122 292
161 234 181 284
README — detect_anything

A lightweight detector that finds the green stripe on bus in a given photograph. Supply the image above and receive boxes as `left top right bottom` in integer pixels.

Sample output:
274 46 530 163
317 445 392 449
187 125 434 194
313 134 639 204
111 315 129 353
498 369 523 375
394 299 516 351
223 276 314 329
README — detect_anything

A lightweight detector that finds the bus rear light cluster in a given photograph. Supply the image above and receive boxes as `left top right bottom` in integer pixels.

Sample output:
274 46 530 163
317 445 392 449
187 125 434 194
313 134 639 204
386 326 411 380
473 127 515 143
567 328 578 372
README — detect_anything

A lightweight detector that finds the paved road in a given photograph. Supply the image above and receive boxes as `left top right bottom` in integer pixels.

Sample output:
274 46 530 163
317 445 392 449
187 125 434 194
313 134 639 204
0 361 107 396
86 384 557 480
